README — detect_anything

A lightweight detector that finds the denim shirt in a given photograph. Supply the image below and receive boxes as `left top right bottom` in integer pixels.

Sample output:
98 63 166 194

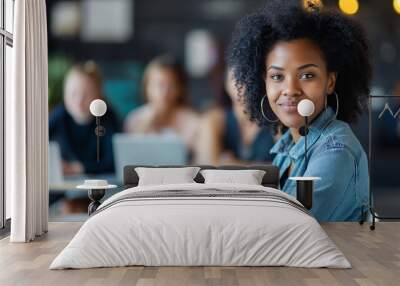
270 107 369 221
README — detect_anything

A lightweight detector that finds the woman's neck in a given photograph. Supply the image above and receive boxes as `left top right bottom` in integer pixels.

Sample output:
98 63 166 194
290 128 301 143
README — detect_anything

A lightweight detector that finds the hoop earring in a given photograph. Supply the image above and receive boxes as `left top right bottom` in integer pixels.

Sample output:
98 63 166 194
326 91 339 119
333 91 339 119
260 94 279 123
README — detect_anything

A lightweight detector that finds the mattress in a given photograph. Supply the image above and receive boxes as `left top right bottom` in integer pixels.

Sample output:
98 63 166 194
50 183 351 269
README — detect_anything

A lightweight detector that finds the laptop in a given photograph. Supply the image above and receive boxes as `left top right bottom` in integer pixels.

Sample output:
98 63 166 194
48 141 64 186
112 133 188 182
48 141 98 191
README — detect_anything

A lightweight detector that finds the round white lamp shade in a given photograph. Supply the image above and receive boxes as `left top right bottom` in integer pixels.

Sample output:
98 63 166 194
90 99 107 117
297 99 315 117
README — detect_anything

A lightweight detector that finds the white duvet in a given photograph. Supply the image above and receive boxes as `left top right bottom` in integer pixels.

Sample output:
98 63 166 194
50 183 351 269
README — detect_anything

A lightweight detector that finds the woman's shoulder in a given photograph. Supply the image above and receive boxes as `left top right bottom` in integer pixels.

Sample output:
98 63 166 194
126 104 151 121
174 106 201 131
124 105 151 132
176 106 200 120
199 107 226 132
202 107 225 121
126 105 151 118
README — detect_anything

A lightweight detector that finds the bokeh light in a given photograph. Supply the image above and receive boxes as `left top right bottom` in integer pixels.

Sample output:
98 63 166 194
303 0 323 12
394 0 400 15
339 0 359 15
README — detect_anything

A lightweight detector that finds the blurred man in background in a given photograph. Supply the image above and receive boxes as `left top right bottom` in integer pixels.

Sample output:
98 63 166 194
49 61 121 176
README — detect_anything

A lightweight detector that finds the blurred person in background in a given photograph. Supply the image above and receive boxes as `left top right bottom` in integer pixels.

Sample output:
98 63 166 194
49 61 121 176
124 55 200 152
195 68 275 165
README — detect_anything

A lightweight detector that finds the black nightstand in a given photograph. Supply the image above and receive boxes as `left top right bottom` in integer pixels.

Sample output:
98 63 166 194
77 183 117 215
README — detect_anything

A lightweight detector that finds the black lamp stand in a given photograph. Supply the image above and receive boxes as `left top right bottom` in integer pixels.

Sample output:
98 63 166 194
94 116 106 163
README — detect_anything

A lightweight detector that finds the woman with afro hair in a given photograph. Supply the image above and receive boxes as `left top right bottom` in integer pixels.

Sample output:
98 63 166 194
227 0 372 221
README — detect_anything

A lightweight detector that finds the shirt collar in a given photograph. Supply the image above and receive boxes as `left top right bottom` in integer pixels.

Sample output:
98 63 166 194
270 106 336 159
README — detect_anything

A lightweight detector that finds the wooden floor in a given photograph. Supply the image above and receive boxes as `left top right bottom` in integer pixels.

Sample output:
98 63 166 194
0 222 399 286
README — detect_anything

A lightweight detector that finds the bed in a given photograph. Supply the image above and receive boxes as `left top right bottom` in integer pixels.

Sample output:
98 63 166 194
50 165 350 269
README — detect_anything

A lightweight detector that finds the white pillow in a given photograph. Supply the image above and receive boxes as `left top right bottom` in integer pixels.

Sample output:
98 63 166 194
135 167 201 186
200 169 266 185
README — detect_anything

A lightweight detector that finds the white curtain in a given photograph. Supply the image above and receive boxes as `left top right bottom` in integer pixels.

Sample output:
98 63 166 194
7 0 48 242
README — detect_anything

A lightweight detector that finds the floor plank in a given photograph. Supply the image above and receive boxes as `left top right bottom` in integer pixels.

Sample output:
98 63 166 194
0 222 399 286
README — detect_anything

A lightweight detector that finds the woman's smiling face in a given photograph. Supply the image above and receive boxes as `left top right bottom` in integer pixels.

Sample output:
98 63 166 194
265 39 337 129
